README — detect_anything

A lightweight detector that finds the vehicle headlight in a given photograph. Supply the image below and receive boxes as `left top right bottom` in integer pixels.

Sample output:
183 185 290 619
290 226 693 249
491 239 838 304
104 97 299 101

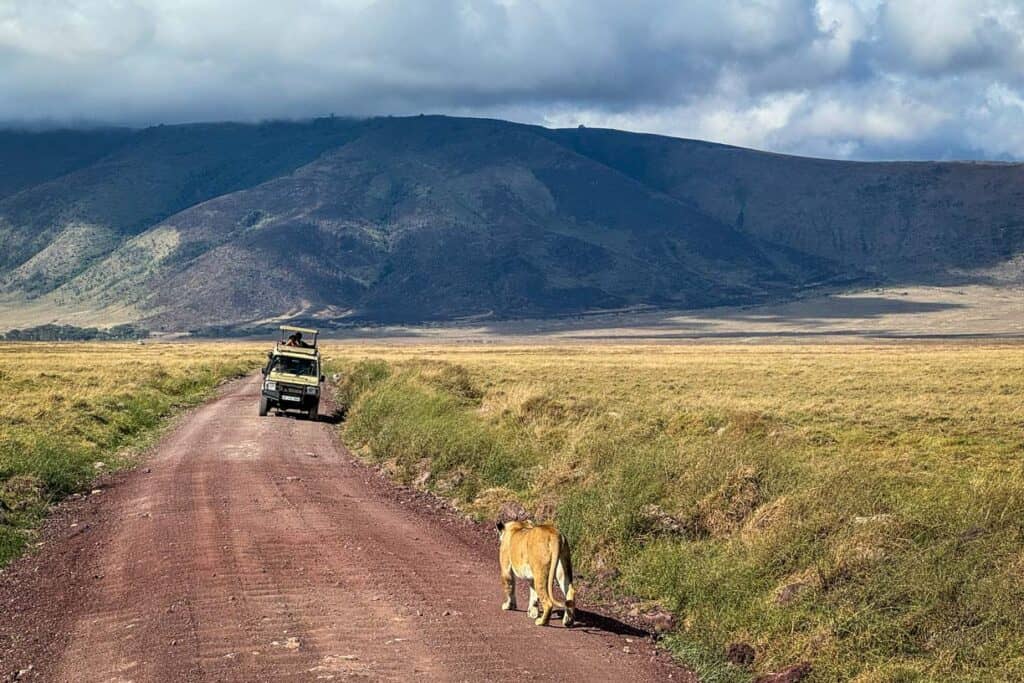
264 381 277 391
305 386 319 395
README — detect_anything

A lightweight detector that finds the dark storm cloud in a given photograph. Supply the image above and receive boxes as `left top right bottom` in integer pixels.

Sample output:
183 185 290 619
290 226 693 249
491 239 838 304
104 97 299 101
1 0 1023 159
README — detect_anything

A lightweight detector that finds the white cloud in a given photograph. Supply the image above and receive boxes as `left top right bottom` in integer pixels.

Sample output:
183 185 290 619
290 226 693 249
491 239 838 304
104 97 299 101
0 0 1023 159
964 82 1024 157
876 0 1024 73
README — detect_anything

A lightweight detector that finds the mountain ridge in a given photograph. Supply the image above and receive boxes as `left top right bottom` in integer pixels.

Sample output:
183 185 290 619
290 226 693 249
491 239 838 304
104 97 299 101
1 115 1020 331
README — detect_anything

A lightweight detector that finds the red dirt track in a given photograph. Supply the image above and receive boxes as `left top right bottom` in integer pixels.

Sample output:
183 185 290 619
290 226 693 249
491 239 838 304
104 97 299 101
1 376 692 682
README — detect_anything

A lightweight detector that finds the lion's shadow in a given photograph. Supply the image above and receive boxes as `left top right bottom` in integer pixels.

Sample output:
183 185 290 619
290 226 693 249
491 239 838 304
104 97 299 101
571 609 650 637
508 605 651 637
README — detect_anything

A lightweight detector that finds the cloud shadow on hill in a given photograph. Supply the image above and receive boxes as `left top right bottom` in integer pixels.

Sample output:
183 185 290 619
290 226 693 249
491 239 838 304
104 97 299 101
459 294 973 340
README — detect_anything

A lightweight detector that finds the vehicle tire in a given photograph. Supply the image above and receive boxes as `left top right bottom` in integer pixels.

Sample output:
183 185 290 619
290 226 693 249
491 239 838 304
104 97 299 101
307 403 318 421
259 396 269 416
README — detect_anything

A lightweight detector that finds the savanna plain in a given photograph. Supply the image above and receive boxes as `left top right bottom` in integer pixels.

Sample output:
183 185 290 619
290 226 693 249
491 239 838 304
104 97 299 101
3 341 1023 682
0 343 260 563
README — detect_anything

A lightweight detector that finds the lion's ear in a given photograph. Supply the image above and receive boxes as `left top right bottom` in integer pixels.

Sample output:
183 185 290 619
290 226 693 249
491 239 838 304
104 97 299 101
495 521 505 534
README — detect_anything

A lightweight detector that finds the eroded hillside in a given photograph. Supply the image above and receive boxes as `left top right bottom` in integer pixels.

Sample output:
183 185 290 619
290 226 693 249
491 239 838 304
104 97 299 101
1 116 1021 330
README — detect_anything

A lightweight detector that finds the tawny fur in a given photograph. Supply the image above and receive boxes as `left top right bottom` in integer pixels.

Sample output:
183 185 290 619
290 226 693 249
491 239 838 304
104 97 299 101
496 520 576 626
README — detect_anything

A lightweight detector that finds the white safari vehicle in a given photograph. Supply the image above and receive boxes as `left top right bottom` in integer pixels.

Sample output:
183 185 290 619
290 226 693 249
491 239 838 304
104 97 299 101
259 325 324 420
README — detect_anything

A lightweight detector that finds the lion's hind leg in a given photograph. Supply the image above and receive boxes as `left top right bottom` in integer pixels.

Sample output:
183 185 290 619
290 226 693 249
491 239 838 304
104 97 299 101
557 559 576 627
534 562 554 626
535 597 554 626
501 564 516 611
527 582 540 619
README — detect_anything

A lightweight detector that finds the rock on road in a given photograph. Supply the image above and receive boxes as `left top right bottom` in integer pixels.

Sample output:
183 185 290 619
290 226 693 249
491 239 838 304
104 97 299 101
0 375 691 682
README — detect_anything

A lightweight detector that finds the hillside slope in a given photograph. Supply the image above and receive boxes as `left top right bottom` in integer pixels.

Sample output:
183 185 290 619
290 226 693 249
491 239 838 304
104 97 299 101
0 119 363 295
0 115 1021 329
69 117 837 327
550 127 1024 275
0 128 132 202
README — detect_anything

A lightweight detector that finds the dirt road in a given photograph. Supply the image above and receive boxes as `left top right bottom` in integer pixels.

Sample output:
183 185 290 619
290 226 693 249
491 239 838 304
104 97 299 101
1 376 691 682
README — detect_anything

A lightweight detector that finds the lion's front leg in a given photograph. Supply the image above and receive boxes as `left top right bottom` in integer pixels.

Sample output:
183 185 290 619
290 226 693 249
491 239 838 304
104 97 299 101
527 583 540 619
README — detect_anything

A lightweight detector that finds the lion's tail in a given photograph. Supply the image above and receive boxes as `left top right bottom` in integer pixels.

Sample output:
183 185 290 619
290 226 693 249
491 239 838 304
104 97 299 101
547 533 568 609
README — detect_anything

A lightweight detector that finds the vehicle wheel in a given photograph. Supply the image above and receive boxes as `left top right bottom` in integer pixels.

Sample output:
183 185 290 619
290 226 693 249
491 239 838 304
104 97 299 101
307 404 318 421
259 396 269 416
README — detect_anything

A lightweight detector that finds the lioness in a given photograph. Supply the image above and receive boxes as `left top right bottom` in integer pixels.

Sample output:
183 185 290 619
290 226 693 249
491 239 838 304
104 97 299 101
496 520 576 626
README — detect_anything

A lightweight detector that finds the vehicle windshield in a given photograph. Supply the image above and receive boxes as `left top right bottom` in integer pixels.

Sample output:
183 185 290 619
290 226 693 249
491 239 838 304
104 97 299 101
269 355 317 377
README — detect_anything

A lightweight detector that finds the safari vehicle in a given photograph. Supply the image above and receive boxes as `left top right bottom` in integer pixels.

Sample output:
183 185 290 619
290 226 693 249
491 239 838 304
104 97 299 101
259 325 325 420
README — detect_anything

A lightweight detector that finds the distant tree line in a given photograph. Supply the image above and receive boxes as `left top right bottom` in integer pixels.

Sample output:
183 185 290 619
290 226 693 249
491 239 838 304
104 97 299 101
1 324 150 341
188 325 279 338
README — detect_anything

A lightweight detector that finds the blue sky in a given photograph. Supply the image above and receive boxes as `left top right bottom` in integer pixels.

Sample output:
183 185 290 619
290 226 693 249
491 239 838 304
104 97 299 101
2 0 1024 160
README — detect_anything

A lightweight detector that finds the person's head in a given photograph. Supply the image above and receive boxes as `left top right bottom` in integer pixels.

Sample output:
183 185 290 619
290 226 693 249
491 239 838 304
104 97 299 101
295 332 302 340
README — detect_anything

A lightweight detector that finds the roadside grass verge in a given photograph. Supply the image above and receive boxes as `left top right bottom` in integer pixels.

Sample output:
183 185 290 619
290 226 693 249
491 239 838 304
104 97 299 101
328 344 1024 682
0 342 261 566
336 360 537 503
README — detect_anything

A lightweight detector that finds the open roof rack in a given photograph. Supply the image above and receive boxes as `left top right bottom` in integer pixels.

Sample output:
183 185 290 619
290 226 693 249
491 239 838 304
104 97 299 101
280 325 318 336
275 325 319 354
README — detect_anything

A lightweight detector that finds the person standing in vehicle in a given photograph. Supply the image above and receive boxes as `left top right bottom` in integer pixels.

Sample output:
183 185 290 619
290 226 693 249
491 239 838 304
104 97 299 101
286 332 311 348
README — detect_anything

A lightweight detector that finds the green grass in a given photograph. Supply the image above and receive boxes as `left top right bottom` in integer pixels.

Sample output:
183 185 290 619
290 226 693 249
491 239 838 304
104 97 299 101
327 344 1024 682
337 360 538 504
0 342 260 565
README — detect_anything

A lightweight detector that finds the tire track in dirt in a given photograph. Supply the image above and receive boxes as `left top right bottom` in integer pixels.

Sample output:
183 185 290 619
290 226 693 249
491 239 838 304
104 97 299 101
1 375 693 682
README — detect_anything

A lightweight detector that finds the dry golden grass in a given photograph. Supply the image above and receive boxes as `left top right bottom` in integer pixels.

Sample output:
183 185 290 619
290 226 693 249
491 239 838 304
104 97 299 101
3 340 1022 681
330 343 1024 682
0 341 261 563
